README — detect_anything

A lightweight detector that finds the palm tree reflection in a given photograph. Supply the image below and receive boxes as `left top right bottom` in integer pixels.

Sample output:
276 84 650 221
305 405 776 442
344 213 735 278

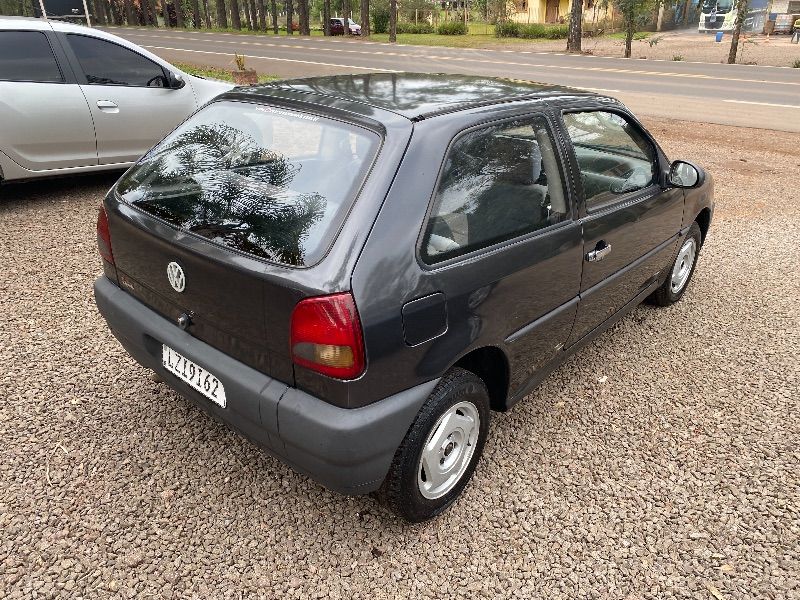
119 123 324 266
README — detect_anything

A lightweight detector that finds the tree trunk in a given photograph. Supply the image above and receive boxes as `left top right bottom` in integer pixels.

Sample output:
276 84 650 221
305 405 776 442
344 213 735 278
624 11 634 57
286 0 293 33
217 0 228 27
124 0 135 24
296 0 306 34
361 0 369 36
249 0 258 29
174 0 185 26
203 0 212 27
190 0 201 26
323 0 330 34
93 0 106 24
389 0 396 41
566 0 583 52
270 0 279 32
230 0 241 28
727 0 748 63
243 0 253 28
258 0 267 29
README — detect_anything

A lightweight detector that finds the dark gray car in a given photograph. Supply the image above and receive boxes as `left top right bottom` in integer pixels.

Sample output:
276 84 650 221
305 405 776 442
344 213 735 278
94 73 714 522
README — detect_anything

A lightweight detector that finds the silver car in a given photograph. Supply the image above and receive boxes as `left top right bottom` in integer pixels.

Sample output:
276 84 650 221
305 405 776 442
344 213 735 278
0 17 232 182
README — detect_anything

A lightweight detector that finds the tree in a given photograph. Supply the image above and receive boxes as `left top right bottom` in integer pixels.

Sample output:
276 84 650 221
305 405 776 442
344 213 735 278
203 0 212 27
611 0 658 58
230 0 242 28
727 0 748 63
567 0 583 52
217 0 228 27
323 0 331 34
297 0 309 34
361 0 370 36
270 0 279 32
258 0 267 29
191 0 201 27
286 0 293 33
389 0 396 41
174 0 186 26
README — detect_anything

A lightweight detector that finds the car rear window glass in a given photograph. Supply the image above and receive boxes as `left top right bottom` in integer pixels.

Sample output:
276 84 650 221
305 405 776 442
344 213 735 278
0 31 63 83
116 101 379 267
67 34 165 86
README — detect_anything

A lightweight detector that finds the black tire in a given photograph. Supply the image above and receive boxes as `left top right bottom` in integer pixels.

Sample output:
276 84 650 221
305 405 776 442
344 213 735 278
648 221 702 307
376 368 491 523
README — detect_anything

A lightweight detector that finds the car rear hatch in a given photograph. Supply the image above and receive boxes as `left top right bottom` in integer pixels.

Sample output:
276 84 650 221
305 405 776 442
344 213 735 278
103 98 381 385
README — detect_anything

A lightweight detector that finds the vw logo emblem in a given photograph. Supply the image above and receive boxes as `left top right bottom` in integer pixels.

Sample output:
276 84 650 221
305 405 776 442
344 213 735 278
166 261 185 293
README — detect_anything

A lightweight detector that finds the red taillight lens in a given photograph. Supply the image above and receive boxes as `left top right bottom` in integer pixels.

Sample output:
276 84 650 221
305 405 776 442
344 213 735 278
97 205 114 264
290 293 365 380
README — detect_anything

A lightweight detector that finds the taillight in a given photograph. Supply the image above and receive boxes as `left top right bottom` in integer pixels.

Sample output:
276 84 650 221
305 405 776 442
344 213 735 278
97 205 114 264
290 293 365 380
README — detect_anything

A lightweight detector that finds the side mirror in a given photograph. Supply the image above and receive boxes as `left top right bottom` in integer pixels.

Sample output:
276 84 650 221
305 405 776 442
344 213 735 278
166 71 186 90
668 160 703 188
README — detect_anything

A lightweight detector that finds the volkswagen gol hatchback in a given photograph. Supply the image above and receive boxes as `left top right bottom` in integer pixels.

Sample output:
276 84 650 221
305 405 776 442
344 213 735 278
95 74 714 522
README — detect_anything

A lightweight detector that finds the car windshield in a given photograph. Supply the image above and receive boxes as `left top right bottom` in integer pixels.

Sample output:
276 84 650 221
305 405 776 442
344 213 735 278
116 101 379 267
701 0 733 12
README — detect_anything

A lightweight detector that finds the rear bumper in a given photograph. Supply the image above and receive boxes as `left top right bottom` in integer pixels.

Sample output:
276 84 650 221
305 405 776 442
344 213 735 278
94 276 437 495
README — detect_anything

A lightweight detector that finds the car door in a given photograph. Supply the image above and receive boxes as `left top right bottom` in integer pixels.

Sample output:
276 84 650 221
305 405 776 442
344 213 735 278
0 29 97 172
560 107 685 345
416 112 583 395
61 33 197 165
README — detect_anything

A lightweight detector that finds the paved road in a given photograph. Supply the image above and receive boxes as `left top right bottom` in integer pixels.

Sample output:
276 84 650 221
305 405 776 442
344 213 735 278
106 27 800 132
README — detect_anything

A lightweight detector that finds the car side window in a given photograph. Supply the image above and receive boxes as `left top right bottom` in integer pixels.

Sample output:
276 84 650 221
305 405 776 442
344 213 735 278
422 116 569 265
562 110 657 209
66 34 166 87
0 31 63 83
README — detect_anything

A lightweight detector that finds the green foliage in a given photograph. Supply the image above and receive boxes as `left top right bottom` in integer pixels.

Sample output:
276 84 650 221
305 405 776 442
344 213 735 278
372 7 391 33
495 21 568 39
437 21 468 35
793 59 800 68
395 22 435 34
672 54 683 61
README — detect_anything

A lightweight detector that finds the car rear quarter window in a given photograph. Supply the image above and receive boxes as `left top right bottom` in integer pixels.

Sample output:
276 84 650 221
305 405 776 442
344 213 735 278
0 31 63 83
66 34 165 86
116 101 380 267
422 115 569 264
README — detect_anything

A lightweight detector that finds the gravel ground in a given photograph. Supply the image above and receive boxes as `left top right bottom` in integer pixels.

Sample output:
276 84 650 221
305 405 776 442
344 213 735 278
506 29 800 67
1 120 799 599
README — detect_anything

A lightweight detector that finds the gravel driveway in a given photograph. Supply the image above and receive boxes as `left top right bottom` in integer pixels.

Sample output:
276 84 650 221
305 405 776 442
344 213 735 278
1 120 798 599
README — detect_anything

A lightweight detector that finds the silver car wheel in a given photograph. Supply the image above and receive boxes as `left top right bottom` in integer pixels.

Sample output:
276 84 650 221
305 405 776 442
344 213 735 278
417 401 480 500
671 238 697 294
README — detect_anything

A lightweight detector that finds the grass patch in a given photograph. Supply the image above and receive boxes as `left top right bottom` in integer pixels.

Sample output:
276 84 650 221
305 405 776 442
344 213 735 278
495 21 568 39
793 59 800 68
173 61 279 83
605 31 651 40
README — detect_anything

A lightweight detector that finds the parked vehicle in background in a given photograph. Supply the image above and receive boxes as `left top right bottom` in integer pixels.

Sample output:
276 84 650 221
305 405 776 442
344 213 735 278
329 17 362 35
0 17 232 183
94 73 714 522
698 0 768 32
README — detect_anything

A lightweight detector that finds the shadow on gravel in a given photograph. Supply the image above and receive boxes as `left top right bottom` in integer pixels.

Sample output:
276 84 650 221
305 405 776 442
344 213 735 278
0 172 123 206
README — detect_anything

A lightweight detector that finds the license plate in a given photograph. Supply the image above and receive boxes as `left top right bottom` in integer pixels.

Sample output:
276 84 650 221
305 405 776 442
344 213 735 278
162 345 226 408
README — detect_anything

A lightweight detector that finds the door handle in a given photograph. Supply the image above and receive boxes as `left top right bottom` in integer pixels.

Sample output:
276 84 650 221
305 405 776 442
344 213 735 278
96 100 119 112
586 241 612 262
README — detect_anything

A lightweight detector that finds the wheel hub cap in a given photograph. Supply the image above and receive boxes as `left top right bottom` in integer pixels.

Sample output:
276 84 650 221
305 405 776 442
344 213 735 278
671 238 696 293
417 401 480 500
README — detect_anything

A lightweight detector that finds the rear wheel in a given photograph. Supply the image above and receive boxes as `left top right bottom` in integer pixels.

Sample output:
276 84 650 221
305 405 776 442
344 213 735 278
377 368 490 522
648 221 702 307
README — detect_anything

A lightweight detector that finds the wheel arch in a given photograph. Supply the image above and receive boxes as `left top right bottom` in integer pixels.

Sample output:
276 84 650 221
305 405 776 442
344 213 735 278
453 345 510 412
695 208 711 245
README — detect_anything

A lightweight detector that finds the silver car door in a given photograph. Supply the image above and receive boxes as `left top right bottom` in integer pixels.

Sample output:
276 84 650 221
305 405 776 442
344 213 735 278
63 33 197 165
0 29 96 172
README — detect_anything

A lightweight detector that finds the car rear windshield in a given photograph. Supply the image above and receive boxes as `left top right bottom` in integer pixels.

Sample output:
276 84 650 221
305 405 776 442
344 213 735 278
116 100 379 267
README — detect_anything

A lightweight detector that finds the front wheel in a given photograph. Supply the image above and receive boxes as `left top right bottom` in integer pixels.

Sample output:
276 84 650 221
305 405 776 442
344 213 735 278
376 368 490 522
648 221 702 307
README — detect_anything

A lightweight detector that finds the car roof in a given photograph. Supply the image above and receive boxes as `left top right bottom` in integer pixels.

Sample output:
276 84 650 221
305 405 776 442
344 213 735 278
224 73 605 121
